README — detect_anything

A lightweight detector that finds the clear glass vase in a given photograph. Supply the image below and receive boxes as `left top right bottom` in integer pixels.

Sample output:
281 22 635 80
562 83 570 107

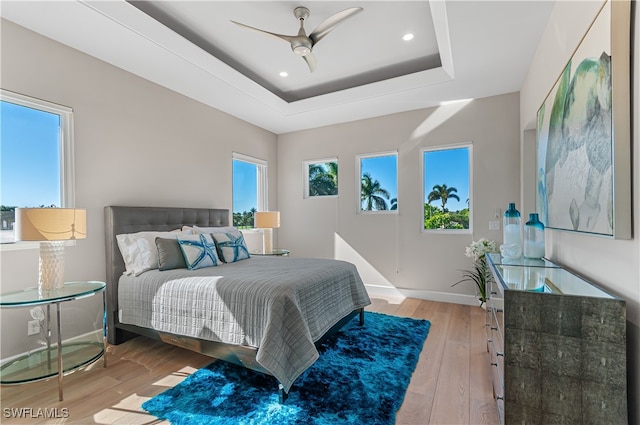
524 213 545 259
502 203 521 258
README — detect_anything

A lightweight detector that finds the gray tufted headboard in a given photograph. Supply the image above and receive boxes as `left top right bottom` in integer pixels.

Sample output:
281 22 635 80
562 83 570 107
104 206 229 344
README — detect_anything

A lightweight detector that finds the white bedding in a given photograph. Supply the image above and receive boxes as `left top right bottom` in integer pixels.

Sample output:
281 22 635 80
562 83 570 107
118 256 370 392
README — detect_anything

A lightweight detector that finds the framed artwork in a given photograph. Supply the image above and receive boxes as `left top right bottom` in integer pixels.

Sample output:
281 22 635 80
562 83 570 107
536 0 631 238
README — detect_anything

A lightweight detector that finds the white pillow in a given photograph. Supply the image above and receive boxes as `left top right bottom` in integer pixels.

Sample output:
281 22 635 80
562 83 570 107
116 229 190 276
191 225 238 234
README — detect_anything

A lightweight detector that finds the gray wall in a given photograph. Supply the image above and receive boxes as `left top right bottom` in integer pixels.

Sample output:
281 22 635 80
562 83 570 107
0 19 277 358
277 93 521 303
520 2 639 423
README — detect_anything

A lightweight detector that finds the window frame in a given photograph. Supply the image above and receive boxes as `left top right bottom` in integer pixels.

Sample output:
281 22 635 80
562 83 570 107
1 89 76 251
356 150 398 215
303 157 339 199
232 152 268 228
421 142 473 234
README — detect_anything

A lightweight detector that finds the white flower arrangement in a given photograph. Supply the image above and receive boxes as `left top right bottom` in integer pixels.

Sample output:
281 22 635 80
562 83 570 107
455 238 498 307
464 238 498 261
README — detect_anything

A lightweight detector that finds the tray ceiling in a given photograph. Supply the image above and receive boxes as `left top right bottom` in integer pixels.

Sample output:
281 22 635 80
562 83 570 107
1 1 555 134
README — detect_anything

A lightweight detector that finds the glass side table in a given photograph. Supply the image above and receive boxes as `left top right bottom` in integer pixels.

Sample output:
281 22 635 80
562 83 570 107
250 248 290 256
0 281 107 401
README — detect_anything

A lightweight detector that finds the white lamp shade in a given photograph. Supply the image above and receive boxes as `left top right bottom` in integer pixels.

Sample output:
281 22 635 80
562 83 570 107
254 211 280 229
15 208 87 241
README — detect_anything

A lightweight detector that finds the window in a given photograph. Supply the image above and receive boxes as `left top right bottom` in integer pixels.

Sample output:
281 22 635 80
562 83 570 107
422 144 471 231
1 90 75 245
232 152 267 228
304 158 338 198
357 151 397 213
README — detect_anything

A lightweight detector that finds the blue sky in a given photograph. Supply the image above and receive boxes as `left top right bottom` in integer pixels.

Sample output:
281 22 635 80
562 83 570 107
424 147 469 211
233 159 258 213
1 101 61 208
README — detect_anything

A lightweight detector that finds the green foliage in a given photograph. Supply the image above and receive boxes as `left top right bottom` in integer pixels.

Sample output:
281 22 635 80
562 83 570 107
453 255 492 306
424 206 468 230
309 162 338 196
233 208 256 228
424 212 464 230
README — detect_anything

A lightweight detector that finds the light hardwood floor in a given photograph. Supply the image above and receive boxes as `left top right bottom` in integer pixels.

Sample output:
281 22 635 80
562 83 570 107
1 298 499 424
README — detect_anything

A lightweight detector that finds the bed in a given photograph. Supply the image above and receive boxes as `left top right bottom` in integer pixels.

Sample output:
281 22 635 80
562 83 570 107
104 206 371 400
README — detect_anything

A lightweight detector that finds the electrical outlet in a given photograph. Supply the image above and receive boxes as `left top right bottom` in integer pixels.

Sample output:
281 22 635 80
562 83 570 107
489 220 500 231
27 320 40 336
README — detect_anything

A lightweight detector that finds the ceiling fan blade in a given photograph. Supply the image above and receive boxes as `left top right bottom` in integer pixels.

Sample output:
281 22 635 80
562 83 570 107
302 52 317 73
309 7 363 45
231 20 295 44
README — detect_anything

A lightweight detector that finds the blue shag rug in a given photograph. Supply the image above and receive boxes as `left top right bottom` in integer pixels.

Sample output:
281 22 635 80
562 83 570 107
142 311 431 425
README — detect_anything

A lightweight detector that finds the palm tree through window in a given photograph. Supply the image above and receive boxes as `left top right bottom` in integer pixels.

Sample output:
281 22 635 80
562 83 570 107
357 152 398 213
423 145 471 231
305 160 338 197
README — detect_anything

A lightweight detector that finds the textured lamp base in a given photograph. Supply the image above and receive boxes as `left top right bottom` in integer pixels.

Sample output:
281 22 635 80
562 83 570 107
39 241 65 292
262 228 273 254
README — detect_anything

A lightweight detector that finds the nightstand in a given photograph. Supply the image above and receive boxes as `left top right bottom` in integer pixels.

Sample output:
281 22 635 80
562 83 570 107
0 281 107 401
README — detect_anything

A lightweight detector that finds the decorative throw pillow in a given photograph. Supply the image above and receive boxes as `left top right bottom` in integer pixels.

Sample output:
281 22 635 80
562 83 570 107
155 237 187 271
177 233 220 270
116 229 189 276
212 230 251 263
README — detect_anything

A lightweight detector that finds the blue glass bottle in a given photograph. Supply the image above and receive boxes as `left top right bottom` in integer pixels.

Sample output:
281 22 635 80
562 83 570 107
502 203 521 252
524 213 545 259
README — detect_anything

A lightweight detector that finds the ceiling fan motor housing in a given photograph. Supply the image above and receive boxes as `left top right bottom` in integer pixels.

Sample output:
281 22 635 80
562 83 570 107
291 38 312 55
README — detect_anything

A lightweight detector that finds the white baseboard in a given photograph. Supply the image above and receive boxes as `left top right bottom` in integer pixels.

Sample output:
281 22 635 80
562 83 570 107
364 284 481 307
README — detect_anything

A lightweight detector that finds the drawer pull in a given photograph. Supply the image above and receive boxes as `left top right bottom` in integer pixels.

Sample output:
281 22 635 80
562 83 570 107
497 352 504 357
491 362 498 367
491 326 498 331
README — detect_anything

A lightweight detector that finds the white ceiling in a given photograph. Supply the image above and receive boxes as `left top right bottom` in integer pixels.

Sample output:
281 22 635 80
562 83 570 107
1 0 555 134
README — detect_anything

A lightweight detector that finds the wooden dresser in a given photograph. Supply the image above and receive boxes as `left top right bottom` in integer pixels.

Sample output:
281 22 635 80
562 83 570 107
486 253 627 424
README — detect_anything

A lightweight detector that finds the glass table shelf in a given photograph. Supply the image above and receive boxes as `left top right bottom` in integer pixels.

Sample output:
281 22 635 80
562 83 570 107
0 281 106 306
0 281 107 400
1 340 103 384
250 248 290 256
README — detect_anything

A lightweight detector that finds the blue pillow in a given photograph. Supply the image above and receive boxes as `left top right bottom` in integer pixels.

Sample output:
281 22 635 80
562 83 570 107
212 230 251 263
177 234 220 270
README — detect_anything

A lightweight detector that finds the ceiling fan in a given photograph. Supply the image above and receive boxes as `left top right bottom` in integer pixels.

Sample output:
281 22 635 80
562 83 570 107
231 6 363 73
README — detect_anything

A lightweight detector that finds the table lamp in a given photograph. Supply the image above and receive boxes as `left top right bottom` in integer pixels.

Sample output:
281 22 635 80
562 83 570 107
254 211 280 254
15 208 86 291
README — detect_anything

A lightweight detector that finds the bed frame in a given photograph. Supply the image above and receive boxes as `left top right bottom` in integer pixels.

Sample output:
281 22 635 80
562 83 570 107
104 206 363 401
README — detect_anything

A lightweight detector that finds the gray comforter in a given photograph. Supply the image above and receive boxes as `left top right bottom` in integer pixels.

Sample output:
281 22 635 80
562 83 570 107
118 256 371 392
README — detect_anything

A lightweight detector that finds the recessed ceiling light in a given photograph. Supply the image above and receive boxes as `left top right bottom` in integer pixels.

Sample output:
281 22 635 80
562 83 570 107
402 33 414 41
279 71 288 77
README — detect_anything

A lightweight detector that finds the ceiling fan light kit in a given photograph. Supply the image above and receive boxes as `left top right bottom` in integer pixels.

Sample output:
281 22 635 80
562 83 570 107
231 6 363 73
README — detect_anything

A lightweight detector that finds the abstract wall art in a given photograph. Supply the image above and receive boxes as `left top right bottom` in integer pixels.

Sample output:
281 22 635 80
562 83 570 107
536 0 631 238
